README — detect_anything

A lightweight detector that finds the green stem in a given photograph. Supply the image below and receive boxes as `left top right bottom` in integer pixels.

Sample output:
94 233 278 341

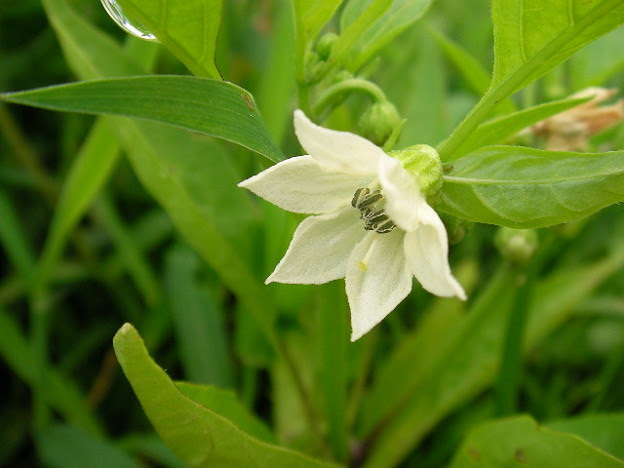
312 78 387 116
436 88 504 160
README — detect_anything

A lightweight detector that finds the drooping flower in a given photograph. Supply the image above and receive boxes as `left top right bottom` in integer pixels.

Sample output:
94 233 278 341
239 110 465 341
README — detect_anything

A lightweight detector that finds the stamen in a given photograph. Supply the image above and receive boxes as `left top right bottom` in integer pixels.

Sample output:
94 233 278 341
351 187 397 234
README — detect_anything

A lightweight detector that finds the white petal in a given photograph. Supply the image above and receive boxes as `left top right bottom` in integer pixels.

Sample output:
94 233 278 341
378 155 424 231
346 230 413 341
239 155 373 214
404 203 466 300
294 110 384 176
267 208 365 285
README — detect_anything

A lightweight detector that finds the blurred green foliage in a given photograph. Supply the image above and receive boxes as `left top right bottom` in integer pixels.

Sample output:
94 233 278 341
1 1 624 467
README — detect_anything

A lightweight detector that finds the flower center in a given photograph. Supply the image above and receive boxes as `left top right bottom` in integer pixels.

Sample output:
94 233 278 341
351 187 396 234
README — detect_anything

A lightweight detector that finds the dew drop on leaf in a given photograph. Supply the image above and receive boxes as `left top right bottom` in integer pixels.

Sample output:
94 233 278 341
100 0 158 42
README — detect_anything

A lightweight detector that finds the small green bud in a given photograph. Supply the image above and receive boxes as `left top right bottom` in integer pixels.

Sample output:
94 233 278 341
495 227 538 264
316 33 338 60
388 144 443 197
357 100 402 146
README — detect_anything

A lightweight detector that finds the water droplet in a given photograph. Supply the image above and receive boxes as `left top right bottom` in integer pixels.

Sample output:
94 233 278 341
100 0 158 42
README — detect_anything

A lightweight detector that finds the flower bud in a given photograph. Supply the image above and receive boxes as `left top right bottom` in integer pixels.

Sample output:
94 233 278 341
388 144 443 197
316 33 338 60
495 227 538 264
357 100 402 146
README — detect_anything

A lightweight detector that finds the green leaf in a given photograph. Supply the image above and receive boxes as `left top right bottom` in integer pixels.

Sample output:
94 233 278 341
438 0 624 159
165 246 234 387
0 75 283 163
439 146 624 228
429 27 516 114
37 424 140 468
115 0 222 79
340 0 434 71
449 415 624 467
35 121 120 298
454 95 591 156
491 0 624 94
329 0 392 73
0 187 36 286
175 381 276 444
41 0 146 79
548 413 624 460
113 323 342 468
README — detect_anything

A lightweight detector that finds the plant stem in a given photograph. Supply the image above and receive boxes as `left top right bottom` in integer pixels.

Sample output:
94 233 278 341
436 88 503 160
312 78 386 116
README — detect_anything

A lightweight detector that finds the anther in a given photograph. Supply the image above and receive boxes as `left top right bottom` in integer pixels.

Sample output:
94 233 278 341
351 187 397 234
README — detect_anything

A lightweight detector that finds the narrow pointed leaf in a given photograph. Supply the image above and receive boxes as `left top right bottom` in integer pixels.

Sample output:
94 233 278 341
440 146 624 228
449 416 624 468
455 96 591 156
113 323 341 468
115 0 222 79
0 76 283 162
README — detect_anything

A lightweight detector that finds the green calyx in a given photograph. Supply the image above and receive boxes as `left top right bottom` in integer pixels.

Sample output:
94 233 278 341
388 144 443 197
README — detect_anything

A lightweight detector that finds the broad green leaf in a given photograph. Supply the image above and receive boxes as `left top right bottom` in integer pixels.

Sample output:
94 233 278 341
454 95 591 156
37 424 140 468
548 413 624 460
449 416 624 468
438 0 624 159
113 323 341 468
0 307 102 436
491 0 624 93
165 246 234 387
115 0 222 79
439 146 624 228
361 252 624 467
340 0 434 71
0 76 283 163
175 381 276 444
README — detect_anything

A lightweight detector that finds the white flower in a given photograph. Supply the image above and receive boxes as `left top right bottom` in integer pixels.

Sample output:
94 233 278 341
239 110 465 341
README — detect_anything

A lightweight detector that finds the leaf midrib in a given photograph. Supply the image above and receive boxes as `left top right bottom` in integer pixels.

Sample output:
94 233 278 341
444 168 622 186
